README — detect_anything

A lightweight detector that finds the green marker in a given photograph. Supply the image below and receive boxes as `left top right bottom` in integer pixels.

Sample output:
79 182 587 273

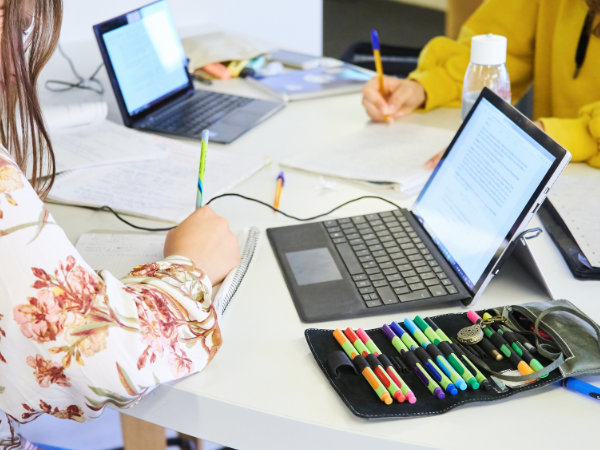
424 317 491 390
414 315 479 390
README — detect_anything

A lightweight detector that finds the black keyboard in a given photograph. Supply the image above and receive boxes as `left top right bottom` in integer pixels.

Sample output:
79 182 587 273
323 210 458 308
140 91 253 135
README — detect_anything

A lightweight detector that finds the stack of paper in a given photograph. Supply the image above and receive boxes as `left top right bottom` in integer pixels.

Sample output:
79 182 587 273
48 135 269 222
281 122 455 194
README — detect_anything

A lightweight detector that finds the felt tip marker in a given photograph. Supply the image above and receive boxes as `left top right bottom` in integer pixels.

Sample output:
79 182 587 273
356 328 416 403
391 321 458 396
413 315 479 390
345 328 405 403
382 324 445 399
333 329 392 405
468 311 533 376
404 318 468 391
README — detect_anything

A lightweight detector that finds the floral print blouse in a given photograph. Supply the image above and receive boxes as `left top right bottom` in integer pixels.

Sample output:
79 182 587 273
0 148 220 447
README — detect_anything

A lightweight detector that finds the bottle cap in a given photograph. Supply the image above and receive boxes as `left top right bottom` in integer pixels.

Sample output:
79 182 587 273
470 34 507 65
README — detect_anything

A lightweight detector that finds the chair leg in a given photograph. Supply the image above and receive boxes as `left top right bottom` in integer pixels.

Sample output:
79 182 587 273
177 433 204 450
120 413 166 450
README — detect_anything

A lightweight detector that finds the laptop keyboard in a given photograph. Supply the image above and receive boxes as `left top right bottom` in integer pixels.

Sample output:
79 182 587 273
141 91 253 135
323 210 458 308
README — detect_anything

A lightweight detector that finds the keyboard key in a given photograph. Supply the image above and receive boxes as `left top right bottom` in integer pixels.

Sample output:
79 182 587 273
352 274 368 281
362 233 376 241
365 240 379 247
390 280 406 288
429 285 448 296
329 232 344 239
398 289 430 302
383 268 398 275
409 282 426 290
386 274 402 282
373 280 389 288
326 226 341 233
345 233 360 240
349 238 364 246
366 267 381 275
332 238 347 244
372 250 387 258
394 286 410 295
447 285 458 294
368 244 383 251
376 286 399 305
352 216 367 224
356 280 371 288
362 261 377 269
369 273 385 281
400 270 417 278
405 276 421 284
352 244 367 252
421 272 437 280
365 299 383 308
441 278 453 286
359 286 375 295
335 243 363 275
374 255 390 264
358 255 374 263
415 266 431 274
379 262 394 270
424 278 441 287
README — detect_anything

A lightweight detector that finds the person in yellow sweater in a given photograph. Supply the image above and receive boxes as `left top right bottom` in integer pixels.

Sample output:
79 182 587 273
362 0 600 168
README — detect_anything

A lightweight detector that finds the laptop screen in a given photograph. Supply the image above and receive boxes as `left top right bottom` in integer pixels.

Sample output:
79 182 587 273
100 0 189 116
413 94 556 292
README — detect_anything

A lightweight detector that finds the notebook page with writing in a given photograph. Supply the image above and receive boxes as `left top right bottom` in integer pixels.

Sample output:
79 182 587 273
280 122 454 192
549 171 600 267
48 137 270 222
43 102 167 175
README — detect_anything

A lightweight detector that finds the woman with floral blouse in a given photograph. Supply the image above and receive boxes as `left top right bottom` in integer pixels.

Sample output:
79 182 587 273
0 1 241 448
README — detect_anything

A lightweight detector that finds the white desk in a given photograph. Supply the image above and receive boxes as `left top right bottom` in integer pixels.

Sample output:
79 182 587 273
45 82 600 449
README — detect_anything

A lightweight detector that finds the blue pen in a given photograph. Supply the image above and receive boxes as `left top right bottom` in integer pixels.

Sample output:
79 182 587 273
390 321 458 396
557 378 600 401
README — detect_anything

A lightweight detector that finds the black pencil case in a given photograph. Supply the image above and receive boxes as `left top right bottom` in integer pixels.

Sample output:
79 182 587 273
304 299 600 418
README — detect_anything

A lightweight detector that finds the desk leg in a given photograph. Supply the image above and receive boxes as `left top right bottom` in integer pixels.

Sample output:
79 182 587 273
120 413 166 450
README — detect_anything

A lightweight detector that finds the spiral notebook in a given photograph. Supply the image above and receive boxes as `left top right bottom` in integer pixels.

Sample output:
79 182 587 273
75 227 260 315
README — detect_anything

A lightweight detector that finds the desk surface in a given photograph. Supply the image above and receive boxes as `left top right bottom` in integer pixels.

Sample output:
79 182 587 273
46 71 600 450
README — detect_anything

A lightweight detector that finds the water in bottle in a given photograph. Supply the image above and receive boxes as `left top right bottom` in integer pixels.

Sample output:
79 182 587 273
461 34 511 120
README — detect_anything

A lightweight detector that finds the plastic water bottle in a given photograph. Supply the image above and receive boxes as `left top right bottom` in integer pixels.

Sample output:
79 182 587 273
461 34 511 120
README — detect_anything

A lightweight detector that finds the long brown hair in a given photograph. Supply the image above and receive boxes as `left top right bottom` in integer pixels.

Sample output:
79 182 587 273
1 0 62 197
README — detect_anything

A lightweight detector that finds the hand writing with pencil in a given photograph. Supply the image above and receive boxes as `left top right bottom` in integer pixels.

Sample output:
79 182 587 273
362 77 426 123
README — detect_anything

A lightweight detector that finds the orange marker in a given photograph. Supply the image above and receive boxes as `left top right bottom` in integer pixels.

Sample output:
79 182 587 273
333 329 392 405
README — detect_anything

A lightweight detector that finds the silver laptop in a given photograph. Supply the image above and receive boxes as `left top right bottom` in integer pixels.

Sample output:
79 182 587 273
93 0 284 144
267 88 571 322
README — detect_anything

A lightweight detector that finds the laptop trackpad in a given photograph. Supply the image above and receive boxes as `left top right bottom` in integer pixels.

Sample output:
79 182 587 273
286 248 343 286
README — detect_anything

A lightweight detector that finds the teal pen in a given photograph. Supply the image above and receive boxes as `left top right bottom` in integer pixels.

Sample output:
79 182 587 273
413 315 479 389
404 318 468 391
196 129 209 209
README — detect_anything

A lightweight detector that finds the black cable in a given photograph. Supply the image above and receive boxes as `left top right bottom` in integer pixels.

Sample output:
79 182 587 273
45 44 105 94
54 193 403 232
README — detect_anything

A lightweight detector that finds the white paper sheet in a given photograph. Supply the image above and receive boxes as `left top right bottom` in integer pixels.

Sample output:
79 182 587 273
549 172 600 267
280 122 454 192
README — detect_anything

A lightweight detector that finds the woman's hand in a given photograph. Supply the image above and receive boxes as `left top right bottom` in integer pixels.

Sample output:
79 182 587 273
362 77 426 123
164 206 240 285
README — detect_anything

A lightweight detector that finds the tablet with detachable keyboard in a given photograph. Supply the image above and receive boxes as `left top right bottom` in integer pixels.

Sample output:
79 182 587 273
267 88 571 322
93 0 284 144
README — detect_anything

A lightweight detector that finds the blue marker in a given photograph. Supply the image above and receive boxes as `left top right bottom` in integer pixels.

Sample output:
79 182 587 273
404 318 468 391
557 378 600 401
390 321 458 396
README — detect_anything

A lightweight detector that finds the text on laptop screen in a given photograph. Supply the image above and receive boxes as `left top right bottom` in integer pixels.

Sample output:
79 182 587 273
413 97 555 291
102 0 189 116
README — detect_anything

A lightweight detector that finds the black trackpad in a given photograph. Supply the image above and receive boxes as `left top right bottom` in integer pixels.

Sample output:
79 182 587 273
285 248 343 286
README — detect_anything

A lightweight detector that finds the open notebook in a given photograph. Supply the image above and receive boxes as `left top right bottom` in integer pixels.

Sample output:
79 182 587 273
75 227 260 316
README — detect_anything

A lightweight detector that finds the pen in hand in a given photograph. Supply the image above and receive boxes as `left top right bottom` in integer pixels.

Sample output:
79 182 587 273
273 171 285 210
370 29 389 122
196 129 209 209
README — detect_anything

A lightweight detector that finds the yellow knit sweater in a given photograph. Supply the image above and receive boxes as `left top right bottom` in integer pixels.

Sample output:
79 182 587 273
409 0 600 167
